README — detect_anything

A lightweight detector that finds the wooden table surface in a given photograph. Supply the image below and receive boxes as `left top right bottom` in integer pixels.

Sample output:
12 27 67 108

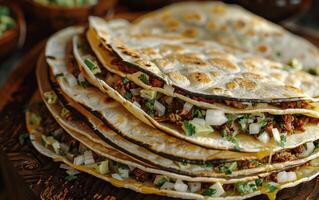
1 5 319 200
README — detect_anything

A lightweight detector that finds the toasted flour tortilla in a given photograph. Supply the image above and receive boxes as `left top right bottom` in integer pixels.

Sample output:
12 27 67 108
132 1 319 75
86 27 319 115
25 95 319 200
42 27 319 177
74 33 319 152
89 17 319 101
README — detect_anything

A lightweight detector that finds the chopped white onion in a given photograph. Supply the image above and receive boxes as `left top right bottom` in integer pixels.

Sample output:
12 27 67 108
77 73 86 83
155 100 166 117
52 128 63 137
205 110 228 126
174 179 188 192
192 118 207 126
188 182 201 193
66 169 80 176
299 142 315 158
52 141 61 154
118 168 130 178
130 88 141 96
60 164 72 170
163 84 175 94
132 101 141 108
210 183 225 197
84 151 95 165
272 128 281 143
65 74 77 87
112 173 123 180
249 123 261 134
277 171 297 183
258 132 270 144
73 155 84 166
182 102 193 115
161 182 175 190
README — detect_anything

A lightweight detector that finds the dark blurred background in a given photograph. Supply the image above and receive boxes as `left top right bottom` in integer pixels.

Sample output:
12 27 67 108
0 0 318 199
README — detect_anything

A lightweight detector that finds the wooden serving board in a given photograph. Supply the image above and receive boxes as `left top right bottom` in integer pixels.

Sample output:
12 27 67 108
1 30 319 200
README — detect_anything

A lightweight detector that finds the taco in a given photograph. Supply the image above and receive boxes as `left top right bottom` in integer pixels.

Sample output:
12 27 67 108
26 92 319 200
74 25 319 152
132 1 319 76
40 26 319 179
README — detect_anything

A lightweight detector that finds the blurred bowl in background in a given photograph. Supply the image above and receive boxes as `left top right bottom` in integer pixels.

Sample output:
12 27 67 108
23 0 117 30
0 2 26 58
226 0 313 22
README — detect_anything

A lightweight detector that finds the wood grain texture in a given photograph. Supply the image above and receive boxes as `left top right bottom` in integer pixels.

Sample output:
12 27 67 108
1 32 319 200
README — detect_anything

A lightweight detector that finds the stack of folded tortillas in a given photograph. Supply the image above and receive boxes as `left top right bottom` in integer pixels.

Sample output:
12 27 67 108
26 2 319 199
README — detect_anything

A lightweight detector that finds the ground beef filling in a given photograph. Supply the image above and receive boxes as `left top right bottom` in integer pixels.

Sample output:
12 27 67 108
111 77 319 137
113 64 312 110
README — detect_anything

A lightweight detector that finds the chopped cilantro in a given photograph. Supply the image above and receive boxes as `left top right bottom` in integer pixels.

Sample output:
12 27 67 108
238 115 254 131
220 162 237 175
255 178 263 186
258 119 267 128
124 91 132 100
202 188 217 196
226 114 236 125
78 80 89 88
202 162 214 168
84 58 101 75
280 133 287 147
220 129 240 151
236 182 257 195
138 73 149 84
145 100 155 115
18 132 29 145
267 183 278 193
183 121 196 136
55 73 64 78
65 175 78 182
192 109 206 118
30 113 41 126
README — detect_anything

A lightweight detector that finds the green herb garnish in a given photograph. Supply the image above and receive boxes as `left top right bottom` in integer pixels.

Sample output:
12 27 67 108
145 100 155 115
280 133 287 147
84 58 101 75
192 109 206 118
138 73 149 84
267 183 278 193
18 133 29 145
30 113 41 126
220 162 237 175
183 121 196 136
236 182 257 195
124 91 132 100
65 175 78 182
202 188 217 196
255 179 263 186
55 73 64 78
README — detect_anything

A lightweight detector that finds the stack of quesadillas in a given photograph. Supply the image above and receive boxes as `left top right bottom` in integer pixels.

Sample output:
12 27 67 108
26 2 319 199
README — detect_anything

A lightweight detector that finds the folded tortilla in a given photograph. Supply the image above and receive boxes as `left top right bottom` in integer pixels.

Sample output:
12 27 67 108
132 1 319 78
89 16 319 100
75 30 319 152
26 93 319 200
41 26 319 180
